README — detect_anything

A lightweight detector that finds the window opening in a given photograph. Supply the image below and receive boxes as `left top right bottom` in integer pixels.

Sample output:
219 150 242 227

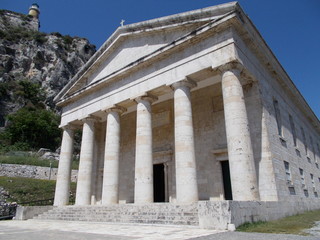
289 114 297 147
284 161 292 184
273 99 282 136
299 168 305 188
300 127 307 155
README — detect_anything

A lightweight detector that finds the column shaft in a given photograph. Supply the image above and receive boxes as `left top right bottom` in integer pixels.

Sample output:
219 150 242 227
54 126 74 206
134 96 156 204
221 65 260 201
173 80 199 204
75 118 96 205
102 108 124 204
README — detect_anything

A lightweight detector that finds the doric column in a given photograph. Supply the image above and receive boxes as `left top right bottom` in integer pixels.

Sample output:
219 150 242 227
172 79 199 204
134 95 158 204
75 117 97 205
220 62 260 201
54 125 75 206
102 106 126 205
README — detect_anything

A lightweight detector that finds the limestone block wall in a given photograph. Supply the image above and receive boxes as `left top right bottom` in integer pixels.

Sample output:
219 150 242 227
0 164 78 182
198 199 320 230
191 84 226 200
232 28 320 201
119 111 137 203
244 81 279 201
258 67 320 201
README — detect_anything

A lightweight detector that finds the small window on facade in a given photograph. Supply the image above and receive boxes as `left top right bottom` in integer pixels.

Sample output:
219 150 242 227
289 114 297 147
288 187 296 195
273 99 282 136
299 168 305 187
300 127 307 155
284 161 291 184
311 174 315 188
310 136 315 160
304 189 309 197
316 163 319 169
307 157 311 163
315 192 318 198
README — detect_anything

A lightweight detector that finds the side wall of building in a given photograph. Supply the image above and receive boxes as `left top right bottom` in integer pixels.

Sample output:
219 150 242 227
259 71 320 201
232 26 320 201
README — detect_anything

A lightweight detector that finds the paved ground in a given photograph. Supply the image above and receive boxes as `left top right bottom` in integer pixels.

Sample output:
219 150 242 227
0 220 319 240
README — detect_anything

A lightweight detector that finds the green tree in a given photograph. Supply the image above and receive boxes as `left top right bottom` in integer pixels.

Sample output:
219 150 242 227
5 107 61 151
15 80 46 107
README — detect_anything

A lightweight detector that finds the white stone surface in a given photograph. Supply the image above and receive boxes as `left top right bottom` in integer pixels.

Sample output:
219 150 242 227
134 96 156 203
54 127 75 206
221 64 259 201
75 118 96 205
173 80 199 204
1 219 224 239
102 108 124 204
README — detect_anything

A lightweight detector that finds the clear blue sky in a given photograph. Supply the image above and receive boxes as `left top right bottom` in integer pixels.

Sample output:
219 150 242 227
1 0 320 119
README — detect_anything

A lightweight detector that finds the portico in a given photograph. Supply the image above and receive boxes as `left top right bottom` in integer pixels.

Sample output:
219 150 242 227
54 58 261 206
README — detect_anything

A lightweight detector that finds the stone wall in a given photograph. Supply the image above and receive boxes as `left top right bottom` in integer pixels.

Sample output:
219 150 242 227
258 61 320 201
15 206 54 220
0 164 78 182
198 200 320 229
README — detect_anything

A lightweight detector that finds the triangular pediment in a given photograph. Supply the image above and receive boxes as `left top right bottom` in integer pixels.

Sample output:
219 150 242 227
55 2 238 102
84 22 206 86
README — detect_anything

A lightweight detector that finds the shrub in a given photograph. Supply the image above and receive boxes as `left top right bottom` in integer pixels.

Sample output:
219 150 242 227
14 80 46 106
4 107 61 151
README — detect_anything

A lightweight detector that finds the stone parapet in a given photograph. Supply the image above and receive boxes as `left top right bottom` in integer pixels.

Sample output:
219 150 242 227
198 200 320 229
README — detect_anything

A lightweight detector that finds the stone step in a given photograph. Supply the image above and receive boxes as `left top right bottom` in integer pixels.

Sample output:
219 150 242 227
35 204 199 226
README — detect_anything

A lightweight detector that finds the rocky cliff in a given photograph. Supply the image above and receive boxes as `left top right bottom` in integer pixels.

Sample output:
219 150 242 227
0 10 96 127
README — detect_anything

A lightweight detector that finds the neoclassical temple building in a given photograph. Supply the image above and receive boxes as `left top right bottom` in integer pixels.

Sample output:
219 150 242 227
50 2 320 229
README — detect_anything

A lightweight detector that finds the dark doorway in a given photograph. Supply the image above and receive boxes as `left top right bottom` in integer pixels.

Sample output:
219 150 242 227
221 161 233 200
153 163 165 202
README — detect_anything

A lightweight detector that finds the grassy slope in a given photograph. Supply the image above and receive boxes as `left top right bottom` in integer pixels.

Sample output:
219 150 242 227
237 209 320 236
0 176 76 204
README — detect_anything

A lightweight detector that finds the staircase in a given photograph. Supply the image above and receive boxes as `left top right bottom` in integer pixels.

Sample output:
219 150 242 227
35 203 199 226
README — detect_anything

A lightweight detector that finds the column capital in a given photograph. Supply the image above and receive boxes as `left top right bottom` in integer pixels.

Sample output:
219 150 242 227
59 124 77 131
171 78 197 90
103 105 127 115
80 115 100 124
134 94 158 104
217 61 244 75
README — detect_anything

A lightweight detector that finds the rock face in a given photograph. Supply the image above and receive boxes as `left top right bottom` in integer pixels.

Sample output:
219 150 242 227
0 9 96 126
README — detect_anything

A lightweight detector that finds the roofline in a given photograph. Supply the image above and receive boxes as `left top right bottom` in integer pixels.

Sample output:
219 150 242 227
54 1 238 102
234 4 320 131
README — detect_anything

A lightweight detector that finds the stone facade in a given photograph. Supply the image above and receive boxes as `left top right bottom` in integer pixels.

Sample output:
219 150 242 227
51 2 320 229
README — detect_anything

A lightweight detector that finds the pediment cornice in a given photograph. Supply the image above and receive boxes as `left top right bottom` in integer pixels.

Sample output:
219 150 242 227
54 2 239 104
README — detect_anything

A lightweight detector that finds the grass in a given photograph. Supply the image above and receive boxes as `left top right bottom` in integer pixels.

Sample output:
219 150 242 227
0 176 76 204
0 155 79 170
237 209 320 235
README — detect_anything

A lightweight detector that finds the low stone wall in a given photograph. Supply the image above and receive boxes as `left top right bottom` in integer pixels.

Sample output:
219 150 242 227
198 200 320 229
15 206 54 220
0 164 77 182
